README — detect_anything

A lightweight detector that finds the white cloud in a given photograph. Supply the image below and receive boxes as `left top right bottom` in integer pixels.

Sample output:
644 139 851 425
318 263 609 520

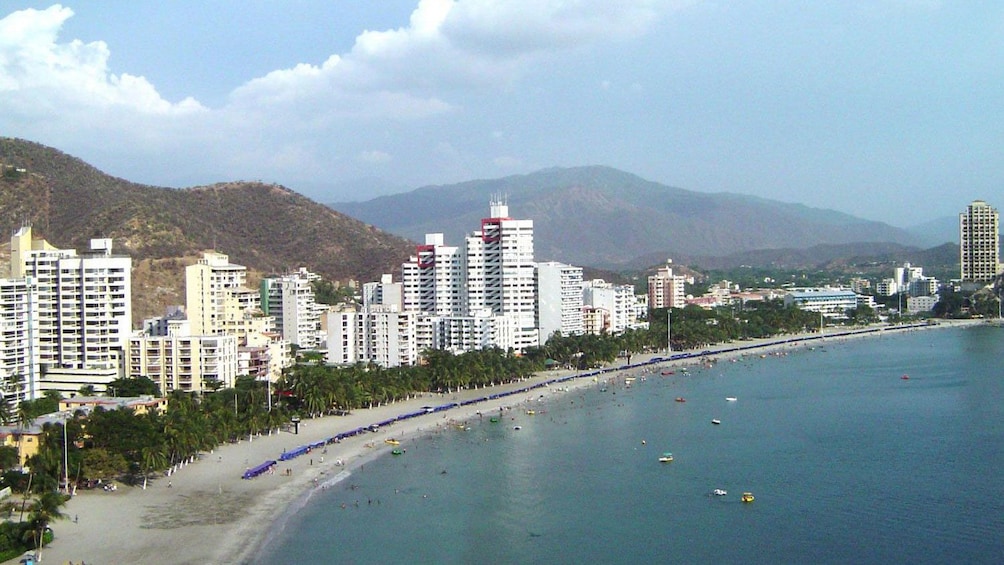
0 5 204 115
0 1 681 193
230 0 677 118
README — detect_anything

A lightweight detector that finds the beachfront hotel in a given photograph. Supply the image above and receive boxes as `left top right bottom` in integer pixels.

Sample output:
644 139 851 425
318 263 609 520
960 200 1001 284
0 277 39 402
536 261 584 342
9 226 132 399
464 197 540 351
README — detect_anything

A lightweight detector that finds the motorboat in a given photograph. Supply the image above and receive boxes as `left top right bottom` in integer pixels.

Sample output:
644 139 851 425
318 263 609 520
712 489 727 496
741 492 755 503
384 439 400 445
725 397 738 402
675 397 686 403
391 449 404 455
711 419 721 425
513 425 522 430
901 374 910 380
658 452 674 463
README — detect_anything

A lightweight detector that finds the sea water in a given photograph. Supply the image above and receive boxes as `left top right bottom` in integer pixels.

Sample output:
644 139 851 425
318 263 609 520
255 325 1004 564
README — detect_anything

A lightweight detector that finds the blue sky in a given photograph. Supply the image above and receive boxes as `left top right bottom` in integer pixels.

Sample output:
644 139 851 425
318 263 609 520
1 1 1001 227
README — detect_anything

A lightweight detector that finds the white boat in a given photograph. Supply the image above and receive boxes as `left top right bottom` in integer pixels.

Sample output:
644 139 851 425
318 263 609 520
711 419 721 425
712 489 727 496
725 397 738 402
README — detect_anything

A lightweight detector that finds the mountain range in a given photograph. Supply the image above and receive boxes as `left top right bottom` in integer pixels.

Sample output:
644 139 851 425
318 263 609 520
330 166 935 269
1 138 961 320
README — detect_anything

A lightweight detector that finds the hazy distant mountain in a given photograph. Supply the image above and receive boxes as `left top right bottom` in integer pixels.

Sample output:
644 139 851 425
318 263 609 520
905 216 958 248
634 242 959 273
0 138 413 321
331 166 920 268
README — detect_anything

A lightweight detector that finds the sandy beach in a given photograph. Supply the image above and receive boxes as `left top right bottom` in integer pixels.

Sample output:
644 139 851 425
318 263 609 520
18 320 974 565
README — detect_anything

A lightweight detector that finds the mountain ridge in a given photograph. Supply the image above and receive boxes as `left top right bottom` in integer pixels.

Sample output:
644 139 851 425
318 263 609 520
0 137 414 321
330 165 921 267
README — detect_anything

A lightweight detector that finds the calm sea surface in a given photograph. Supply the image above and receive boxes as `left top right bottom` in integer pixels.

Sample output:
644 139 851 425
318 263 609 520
256 325 1004 564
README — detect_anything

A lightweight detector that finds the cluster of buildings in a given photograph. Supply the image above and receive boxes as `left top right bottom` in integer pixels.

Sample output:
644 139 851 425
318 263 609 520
1 227 317 402
326 199 644 367
1 199 998 402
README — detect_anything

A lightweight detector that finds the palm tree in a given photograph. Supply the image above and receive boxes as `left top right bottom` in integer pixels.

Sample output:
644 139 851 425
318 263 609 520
139 445 168 490
28 490 66 560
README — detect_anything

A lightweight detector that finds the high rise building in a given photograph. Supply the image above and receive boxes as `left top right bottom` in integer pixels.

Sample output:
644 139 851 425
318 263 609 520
960 200 1001 283
185 252 247 336
11 226 131 375
536 261 583 342
464 198 539 351
261 268 323 350
648 261 687 310
186 251 291 380
0 278 39 402
401 234 463 316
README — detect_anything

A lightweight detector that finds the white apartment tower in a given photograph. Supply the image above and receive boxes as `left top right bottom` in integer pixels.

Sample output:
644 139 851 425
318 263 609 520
401 234 463 316
464 199 539 351
536 261 584 343
11 226 131 373
960 200 1001 283
261 268 323 350
0 278 39 402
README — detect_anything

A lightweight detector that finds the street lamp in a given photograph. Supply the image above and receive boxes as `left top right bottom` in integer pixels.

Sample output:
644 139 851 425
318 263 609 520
667 308 672 353
60 412 70 496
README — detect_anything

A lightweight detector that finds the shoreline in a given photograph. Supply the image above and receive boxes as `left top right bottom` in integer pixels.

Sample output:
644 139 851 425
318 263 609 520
23 320 977 565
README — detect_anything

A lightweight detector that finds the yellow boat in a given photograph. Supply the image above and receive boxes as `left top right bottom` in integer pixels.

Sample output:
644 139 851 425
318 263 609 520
741 492 755 503
384 439 400 446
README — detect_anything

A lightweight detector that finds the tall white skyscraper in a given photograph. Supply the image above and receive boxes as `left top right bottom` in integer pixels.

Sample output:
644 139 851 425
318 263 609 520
960 200 1001 283
536 261 584 343
0 277 39 401
464 198 539 351
261 268 323 350
401 234 463 316
11 226 131 373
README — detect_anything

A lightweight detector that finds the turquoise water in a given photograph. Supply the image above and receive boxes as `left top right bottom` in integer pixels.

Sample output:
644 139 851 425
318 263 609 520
256 326 1004 564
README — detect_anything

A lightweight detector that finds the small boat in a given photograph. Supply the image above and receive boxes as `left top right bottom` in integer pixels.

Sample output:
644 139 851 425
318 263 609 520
711 419 721 425
526 410 536 415
901 374 910 380
712 489 727 496
675 397 686 403
725 397 738 402
489 416 500 423
661 371 674 376
391 449 404 455
658 452 674 463
384 439 400 445
513 425 522 430
741 492 755 503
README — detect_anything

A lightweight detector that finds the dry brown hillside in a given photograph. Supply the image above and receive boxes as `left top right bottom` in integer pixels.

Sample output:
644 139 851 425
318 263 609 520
0 137 414 323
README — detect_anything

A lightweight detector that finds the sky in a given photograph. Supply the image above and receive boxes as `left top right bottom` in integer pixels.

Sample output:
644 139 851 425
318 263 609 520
1 1 1002 227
